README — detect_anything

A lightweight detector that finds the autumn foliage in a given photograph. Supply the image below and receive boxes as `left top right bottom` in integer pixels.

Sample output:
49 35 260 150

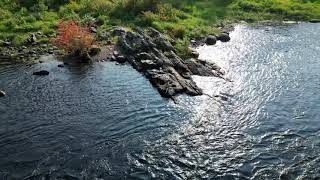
53 20 96 55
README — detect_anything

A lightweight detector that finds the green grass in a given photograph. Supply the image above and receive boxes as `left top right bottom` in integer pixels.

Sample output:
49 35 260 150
0 0 319 58
230 0 320 21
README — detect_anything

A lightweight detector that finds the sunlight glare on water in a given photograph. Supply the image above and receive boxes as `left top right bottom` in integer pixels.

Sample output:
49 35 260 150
130 23 320 179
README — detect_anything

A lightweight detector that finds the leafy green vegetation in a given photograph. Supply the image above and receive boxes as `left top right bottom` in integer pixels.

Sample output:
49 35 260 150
0 0 319 58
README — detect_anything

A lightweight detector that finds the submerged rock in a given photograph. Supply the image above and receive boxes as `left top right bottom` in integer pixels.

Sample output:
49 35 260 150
115 27 225 98
217 33 231 42
0 90 6 97
33 70 49 76
205 35 217 45
58 64 64 68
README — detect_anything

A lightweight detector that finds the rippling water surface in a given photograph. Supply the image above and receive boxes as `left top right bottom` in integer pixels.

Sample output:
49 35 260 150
0 23 320 179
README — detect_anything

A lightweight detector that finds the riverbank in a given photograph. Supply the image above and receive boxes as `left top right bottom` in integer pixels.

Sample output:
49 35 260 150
0 0 319 61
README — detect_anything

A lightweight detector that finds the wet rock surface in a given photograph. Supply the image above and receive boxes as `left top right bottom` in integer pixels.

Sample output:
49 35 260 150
115 27 225 98
217 33 231 42
0 90 6 97
0 32 59 62
206 35 217 45
310 19 320 23
33 70 49 76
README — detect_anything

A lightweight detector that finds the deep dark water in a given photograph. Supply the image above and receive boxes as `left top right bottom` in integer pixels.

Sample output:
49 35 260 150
0 23 320 179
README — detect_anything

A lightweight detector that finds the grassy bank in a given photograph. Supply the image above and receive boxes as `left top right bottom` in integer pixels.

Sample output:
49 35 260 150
0 0 319 58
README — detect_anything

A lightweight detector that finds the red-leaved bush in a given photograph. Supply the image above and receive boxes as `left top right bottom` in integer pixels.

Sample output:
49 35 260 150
53 20 96 55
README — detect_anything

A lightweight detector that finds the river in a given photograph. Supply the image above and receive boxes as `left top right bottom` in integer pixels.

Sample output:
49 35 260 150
0 23 319 179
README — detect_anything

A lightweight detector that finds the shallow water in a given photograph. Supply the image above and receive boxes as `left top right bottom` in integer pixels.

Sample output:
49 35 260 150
0 23 320 179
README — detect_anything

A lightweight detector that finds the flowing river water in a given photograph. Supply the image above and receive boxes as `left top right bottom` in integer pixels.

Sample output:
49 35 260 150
0 23 319 179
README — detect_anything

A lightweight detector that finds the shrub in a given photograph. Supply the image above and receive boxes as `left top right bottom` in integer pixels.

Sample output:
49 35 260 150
175 37 192 59
53 20 96 55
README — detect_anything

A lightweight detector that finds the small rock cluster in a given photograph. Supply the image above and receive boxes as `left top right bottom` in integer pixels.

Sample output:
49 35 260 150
114 27 225 98
0 32 59 62
205 32 231 45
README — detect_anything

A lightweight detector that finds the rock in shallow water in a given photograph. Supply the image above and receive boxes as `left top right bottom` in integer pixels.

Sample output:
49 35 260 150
114 27 225 98
0 90 6 97
310 19 320 23
33 70 49 76
217 33 231 42
115 55 127 63
206 35 217 45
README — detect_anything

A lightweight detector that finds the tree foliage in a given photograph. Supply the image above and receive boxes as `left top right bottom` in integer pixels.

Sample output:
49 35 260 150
53 20 96 55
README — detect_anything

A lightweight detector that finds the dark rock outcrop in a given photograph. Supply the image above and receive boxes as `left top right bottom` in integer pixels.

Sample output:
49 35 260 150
206 35 217 45
33 70 49 76
64 52 93 63
0 90 6 97
310 19 320 23
217 33 231 42
26 33 37 44
112 27 127 36
115 27 225 98
0 40 11 47
190 50 200 59
89 45 101 56
90 26 97 33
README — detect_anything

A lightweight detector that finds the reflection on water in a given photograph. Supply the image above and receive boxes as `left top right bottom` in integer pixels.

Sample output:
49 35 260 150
0 60 189 179
0 23 320 179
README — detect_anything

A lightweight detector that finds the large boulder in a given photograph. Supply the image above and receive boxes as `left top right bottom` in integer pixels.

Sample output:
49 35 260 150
205 35 217 45
33 70 49 76
217 33 231 42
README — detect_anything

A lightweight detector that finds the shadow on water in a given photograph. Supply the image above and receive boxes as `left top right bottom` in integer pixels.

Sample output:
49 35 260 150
0 59 189 179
